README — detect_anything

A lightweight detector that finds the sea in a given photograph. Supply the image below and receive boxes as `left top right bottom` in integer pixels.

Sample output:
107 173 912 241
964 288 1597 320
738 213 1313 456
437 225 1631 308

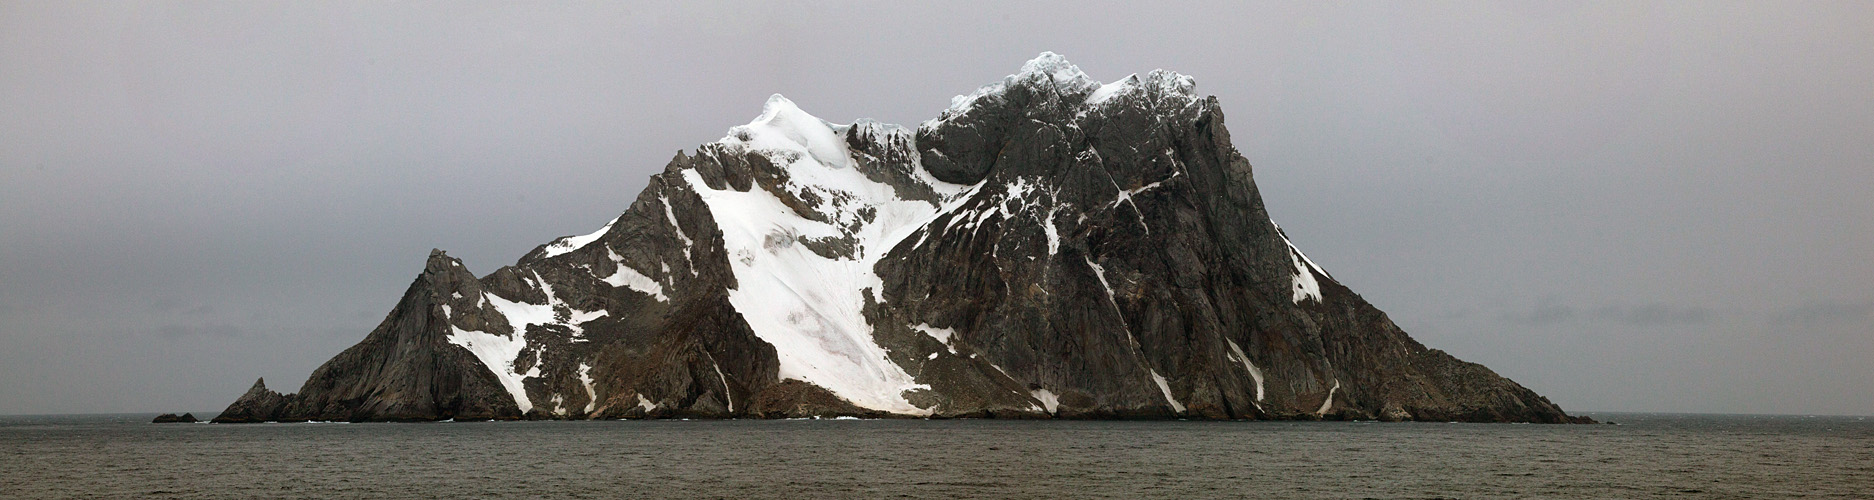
1 412 1867 499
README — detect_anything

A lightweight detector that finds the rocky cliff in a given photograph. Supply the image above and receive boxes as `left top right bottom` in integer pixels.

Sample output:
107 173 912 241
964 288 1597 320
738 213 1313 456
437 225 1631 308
211 53 1586 423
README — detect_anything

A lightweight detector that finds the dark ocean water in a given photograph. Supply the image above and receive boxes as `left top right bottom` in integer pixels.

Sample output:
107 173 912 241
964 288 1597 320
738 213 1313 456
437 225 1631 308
1 412 1868 499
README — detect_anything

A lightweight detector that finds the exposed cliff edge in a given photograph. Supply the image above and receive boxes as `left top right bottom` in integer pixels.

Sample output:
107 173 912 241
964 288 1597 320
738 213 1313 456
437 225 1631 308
211 53 1587 423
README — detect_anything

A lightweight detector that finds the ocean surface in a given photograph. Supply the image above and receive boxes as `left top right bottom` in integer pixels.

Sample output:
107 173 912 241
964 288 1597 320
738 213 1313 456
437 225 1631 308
1 412 1868 499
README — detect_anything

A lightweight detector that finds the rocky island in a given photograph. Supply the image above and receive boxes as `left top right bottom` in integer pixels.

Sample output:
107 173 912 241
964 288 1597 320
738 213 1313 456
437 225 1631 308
211 53 1586 424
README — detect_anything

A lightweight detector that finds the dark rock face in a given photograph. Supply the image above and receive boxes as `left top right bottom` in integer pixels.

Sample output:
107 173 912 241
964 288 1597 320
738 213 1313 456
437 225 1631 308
210 378 287 423
151 412 197 423
210 53 1585 423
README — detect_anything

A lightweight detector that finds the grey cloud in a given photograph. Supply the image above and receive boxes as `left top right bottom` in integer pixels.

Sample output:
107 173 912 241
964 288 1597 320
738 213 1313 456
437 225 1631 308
1435 307 1478 320
152 323 246 339
1499 303 1579 327
1598 304 1714 327
147 298 217 316
148 296 185 313
1771 301 1874 328
1499 303 1713 327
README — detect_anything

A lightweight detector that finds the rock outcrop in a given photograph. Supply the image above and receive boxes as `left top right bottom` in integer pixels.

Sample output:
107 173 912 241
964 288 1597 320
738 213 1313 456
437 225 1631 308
151 412 197 423
210 53 1586 423
209 378 287 423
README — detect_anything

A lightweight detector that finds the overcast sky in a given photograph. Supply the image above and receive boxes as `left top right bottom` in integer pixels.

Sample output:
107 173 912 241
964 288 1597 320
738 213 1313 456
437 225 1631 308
3 1 1870 416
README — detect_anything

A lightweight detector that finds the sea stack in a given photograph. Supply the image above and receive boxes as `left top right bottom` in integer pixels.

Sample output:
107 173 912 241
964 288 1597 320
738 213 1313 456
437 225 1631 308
151 413 198 423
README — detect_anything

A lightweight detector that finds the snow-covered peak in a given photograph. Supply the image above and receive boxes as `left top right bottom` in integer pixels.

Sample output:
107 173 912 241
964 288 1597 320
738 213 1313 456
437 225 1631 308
723 93 851 169
1140 69 1198 102
1086 73 1140 105
1085 70 1198 110
927 52 1201 129
681 93 977 416
1016 51 1100 95
1018 51 1075 75
931 52 1086 124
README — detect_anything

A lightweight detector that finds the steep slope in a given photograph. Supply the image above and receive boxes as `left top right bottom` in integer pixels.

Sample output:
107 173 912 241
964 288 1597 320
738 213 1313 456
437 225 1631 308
211 53 1585 423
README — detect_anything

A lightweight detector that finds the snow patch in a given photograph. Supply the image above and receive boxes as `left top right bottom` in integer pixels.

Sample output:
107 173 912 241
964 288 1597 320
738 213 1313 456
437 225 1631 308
484 271 609 339
659 195 696 274
1086 257 1117 304
1225 339 1266 403
600 246 668 302
1085 255 1158 383
1150 370 1186 413
1282 238 1323 303
1110 171 1181 209
1043 208 1062 256
1287 248 1322 304
913 156 978 200
444 329 536 413
1275 222 1331 304
980 359 1019 385
1000 177 1065 256
1086 74 1138 105
441 304 540 413
578 363 597 414
541 216 617 258
1316 379 1340 416
1031 388 1061 414
912 323 955 346
707 352 734 413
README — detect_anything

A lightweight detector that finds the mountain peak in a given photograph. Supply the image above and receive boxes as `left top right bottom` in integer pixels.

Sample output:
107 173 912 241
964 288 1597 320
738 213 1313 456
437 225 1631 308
755 93 805 123
207 55 1586 424
1019 51 1074 72
927 52 1201 134
1015 51 1097 92
723 93 851 169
